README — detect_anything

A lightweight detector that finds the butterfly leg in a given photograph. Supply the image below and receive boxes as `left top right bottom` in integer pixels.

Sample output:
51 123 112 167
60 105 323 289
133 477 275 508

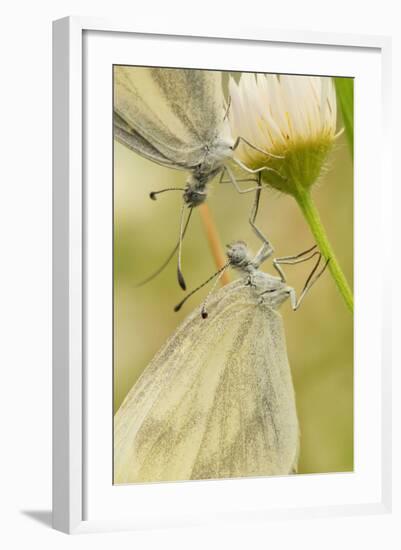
287 254 330 310
249 187 275 270
218 168 257 185
252 241 274 266
259 252 329 309
232 136 283 160
223 167 273 250
272 245 319 282
248 172 273 247
247 190 275 276
223 165 263 193
232 157 282 178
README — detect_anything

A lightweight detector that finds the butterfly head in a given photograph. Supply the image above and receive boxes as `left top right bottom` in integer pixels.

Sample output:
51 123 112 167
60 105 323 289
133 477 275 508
183 173 210 207
183 185 207 207
226 241 253 271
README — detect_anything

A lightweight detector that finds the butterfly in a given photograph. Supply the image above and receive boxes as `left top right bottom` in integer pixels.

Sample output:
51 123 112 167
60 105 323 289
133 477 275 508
114 66 280 290
114 239 328 483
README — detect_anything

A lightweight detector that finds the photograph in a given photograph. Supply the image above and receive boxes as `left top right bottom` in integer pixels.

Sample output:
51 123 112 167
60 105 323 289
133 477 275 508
112 66 354 484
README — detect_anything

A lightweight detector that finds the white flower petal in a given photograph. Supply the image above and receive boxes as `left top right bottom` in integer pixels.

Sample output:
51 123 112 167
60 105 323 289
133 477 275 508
228 72 338 164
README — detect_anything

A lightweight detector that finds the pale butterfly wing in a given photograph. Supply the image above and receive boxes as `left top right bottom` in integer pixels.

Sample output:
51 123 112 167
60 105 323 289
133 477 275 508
114 280 299 484
114 66 224 168
149 67 223 146
114 113 185 170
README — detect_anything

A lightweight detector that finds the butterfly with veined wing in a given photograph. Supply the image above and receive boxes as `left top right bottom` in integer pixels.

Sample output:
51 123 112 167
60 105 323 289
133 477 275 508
114 66 281 290
114 240 328 483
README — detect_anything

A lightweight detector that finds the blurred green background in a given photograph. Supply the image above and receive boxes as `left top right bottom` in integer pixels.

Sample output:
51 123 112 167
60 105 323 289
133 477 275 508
113 71 353 475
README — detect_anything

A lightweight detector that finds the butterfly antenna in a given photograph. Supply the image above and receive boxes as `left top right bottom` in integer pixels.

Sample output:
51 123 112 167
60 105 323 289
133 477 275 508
200 264 230 319
177 205 193 290
149 187 185 200
134 207 192 288
174 262 230 314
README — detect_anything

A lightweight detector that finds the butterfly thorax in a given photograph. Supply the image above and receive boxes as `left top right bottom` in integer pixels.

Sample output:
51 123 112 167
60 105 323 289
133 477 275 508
247 271 290 310
183 165 221 207
226 241 291 310
183 137 234 208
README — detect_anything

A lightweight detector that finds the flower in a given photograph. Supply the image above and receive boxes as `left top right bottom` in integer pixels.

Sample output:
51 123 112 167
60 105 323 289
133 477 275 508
228 73 339 195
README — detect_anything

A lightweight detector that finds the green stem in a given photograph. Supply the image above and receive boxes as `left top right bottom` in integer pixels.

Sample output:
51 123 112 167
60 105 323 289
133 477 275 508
294 188 353 313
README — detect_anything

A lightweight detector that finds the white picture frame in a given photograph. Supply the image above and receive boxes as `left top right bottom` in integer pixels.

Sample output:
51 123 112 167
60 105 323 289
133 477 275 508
52 16 392 534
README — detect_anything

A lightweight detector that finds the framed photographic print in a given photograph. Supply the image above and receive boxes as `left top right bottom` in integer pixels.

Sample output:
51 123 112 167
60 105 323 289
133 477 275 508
52 17 392 533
